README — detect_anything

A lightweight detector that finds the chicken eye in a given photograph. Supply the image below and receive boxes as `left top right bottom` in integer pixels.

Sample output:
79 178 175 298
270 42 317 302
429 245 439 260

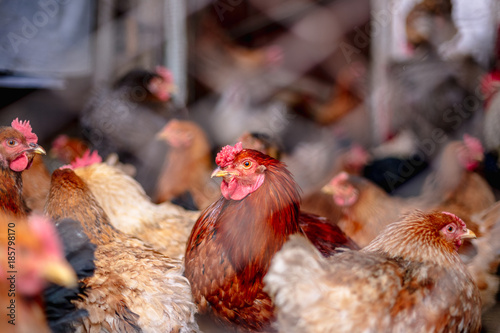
242 160 252 169
6 139 17 147
446 225 455 233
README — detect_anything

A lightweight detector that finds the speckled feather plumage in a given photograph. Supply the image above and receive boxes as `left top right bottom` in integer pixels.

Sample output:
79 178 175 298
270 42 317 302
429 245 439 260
265 211 482 333
45 168 199 333
73 162 198 258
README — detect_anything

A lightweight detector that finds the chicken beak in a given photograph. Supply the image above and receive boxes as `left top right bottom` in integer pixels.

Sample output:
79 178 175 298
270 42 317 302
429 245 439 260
211 167 230 178
42 260 78 288
211 167 238 179
321 183 334 195
461 228 476 240
27 143 46 155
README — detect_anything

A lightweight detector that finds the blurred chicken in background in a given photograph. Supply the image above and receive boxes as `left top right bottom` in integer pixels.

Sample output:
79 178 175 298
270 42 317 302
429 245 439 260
81 66 179 196
154 119 220 210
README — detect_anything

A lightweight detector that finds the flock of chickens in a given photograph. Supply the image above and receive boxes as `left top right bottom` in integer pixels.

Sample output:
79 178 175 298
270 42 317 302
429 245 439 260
2 4 500 333
1 72 500 333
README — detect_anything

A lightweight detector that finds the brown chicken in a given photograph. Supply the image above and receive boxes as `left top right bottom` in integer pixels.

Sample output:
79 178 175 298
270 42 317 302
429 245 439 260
0 213 77 333
0 119 46 218
324 171 424 247
264 210 481 333
184 142 357 332
44 167 199 333
154 119 220 210
300 144 371 224
67 149 198 258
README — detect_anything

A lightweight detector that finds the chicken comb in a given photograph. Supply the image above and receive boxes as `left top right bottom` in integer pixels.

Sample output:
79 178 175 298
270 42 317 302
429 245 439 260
480 70 500 97
441 211 466 228
11 118 38 143
264 45 284 66
155 66 173 83
63 149 102 169
216 142 243 167
463 134 483 155
330 171 349 186
51 134 69 149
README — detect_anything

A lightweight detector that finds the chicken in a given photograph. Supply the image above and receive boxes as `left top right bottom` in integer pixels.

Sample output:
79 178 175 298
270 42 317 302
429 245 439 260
184 142 357 332
81 66 177 196
44 167 199 333
324 171 422 247
0 213 78 333
264 210 481 333
67 149 198 259
327 134 495 247
154 119 220 210
0 118 46 218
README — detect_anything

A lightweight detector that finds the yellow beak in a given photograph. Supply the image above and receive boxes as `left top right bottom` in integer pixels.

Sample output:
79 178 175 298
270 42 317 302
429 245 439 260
42 260 78 288
461 228 477 240
321 183 335 195
210 167 239 179
211 167 228 178
28 144 46 155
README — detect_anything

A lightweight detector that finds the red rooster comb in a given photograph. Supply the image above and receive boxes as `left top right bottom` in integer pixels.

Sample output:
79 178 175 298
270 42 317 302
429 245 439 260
330 171 349 186
463 134 483 155
155 66 173 83
441 211 466 228
216 142 243 167
480 70 500 101
61 149 102 169
11 118 38 144
51 134 69 149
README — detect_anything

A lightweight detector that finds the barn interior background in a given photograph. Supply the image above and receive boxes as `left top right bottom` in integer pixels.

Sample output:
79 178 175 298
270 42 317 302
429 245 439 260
1 0 500 332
